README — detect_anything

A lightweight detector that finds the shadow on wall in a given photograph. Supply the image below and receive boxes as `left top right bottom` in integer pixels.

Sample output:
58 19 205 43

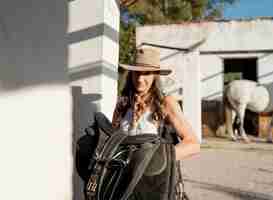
0 1 69 92
0 1 80 200
71 86 101 200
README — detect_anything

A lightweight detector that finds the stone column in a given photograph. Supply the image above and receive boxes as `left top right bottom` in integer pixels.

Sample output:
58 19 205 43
68 0 119 122
181 51 202 142
68 1 120 199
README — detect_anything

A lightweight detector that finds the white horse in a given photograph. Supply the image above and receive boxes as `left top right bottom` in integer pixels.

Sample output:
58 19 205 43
224 80 273 143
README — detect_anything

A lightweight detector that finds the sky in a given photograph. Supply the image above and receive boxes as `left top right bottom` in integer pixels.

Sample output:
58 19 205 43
223 0 273 19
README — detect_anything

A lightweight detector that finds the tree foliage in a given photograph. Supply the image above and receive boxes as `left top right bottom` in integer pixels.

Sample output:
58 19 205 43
122 0 237 24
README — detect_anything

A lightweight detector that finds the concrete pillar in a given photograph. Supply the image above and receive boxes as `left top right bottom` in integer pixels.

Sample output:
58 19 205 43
68 0 119 122
181 51 202 142
68 0 120 199
0 1 72 200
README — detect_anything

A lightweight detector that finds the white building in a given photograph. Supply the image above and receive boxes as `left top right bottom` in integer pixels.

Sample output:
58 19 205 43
136 18 273 138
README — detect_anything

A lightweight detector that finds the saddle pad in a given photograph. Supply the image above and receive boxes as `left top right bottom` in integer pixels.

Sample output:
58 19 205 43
144 143 167 176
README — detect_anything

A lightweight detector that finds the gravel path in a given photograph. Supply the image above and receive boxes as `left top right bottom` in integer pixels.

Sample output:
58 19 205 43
181 137 273 200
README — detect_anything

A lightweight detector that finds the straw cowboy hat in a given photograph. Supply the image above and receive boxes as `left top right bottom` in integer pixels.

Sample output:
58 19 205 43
119 48 172 75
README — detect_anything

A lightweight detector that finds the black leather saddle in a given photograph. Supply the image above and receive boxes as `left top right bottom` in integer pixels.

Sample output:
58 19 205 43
76 112 176 200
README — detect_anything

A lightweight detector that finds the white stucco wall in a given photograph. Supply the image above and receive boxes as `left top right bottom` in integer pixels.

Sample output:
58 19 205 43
195 18 273 100
200 55 223 100
258 52 273 84
199 19 273 51
0 1 72 200
0 1 120 200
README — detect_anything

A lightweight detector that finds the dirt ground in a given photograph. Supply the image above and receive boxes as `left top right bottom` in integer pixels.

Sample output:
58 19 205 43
182 137 273 200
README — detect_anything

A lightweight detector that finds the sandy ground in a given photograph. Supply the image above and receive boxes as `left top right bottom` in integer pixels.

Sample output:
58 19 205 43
182 137 273 200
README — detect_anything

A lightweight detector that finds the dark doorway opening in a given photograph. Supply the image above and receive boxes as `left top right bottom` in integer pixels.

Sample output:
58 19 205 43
224 58 257 84
224 58 258 137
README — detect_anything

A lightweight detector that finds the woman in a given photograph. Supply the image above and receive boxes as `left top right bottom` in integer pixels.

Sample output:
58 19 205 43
111 47 199 200
112 47 200 161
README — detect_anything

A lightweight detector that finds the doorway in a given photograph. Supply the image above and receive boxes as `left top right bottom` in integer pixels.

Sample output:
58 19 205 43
224 58 258 136
224 58 257 84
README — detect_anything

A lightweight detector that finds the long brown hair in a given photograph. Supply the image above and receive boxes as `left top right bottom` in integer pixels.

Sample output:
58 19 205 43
112 71 165 129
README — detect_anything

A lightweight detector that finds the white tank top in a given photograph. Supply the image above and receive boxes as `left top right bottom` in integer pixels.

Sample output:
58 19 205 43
119 108 158 136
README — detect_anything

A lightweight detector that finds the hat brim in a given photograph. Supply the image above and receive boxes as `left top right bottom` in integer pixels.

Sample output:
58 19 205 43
119 64 172 75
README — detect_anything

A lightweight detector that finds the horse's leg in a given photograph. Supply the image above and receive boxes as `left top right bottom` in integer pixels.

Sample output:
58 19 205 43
266 114 273 143
237 104 251 143
232 114 239 139
225 104 237 141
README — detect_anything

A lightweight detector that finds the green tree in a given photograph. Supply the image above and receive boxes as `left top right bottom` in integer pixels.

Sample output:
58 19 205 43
124 0 237 24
